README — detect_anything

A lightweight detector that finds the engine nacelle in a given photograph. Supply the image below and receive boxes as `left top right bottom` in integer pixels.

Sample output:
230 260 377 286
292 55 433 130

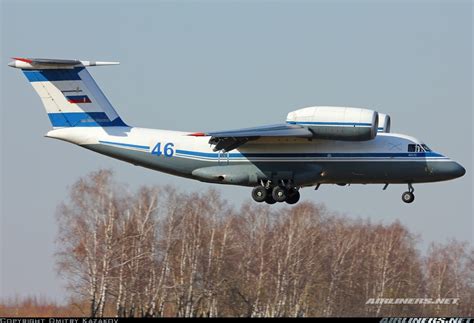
286 106 378 141
377 113 391 133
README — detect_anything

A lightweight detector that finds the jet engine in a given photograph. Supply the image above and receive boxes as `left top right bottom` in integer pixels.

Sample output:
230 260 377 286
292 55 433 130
286 106 378 141
377 113 391 133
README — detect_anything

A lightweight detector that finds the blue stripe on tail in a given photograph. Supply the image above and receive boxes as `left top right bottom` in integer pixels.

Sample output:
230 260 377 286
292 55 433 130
48 112 127 127
23 68 83 82
22 67 129 128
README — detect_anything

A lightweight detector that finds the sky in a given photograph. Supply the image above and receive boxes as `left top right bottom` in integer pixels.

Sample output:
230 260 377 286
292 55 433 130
1 0 472 302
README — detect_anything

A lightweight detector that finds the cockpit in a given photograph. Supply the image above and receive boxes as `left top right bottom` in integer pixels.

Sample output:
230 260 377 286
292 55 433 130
408 144 431 152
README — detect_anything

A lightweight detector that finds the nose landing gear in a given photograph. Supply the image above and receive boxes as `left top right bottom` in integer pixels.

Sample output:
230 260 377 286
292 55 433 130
402 183 415 203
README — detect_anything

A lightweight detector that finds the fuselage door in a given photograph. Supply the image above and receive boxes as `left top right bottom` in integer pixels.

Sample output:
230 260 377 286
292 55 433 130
218 150 229 165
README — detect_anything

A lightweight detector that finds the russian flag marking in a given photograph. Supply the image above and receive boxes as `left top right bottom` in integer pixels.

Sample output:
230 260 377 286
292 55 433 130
66 95 91 103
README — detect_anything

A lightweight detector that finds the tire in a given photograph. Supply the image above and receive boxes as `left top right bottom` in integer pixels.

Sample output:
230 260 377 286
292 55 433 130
402 191 415 203
272 186 287 203
265 195 276 204
251 186 267 203
286 190 300 205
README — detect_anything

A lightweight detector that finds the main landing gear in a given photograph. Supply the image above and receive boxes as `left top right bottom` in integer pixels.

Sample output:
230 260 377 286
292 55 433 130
401 183 415 204
251 183 300 205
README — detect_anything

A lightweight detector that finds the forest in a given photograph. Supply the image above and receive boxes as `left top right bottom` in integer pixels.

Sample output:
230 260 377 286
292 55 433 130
1 169 472 317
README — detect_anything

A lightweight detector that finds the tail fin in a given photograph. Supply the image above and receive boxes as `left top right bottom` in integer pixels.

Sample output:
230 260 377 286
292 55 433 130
9 57 128 128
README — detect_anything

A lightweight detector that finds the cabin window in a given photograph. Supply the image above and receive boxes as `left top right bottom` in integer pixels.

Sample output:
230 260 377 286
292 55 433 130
408 144 426 152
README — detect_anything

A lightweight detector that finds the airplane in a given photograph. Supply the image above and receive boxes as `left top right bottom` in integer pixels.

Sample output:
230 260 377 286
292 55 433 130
9 57 466 205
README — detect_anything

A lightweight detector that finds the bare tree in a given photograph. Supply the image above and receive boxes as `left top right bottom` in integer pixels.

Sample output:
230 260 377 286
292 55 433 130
56 170 474 317
425 240 474 316
56 170 123 317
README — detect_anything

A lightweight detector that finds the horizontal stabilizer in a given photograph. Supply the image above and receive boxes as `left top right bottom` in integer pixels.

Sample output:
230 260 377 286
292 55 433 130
8 57 119 70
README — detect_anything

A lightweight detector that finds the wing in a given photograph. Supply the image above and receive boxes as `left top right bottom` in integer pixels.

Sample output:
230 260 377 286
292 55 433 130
189 123 313 152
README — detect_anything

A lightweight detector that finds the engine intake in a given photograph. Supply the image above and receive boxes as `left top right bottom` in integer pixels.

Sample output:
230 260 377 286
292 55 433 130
377 113 391 133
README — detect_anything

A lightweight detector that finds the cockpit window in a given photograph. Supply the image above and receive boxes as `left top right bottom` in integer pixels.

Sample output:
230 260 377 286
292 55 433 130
421 144 431 152
408 144 426 152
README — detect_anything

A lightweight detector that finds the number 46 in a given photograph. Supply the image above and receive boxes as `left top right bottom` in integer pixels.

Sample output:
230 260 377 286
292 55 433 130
151 142 174 157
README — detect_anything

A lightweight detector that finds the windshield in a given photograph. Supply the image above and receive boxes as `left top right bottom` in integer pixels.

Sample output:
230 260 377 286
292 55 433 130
408 144 431 152
421 144 431 152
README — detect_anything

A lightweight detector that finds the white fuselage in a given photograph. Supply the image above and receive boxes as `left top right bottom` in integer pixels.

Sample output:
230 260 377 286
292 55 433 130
44 126 463 187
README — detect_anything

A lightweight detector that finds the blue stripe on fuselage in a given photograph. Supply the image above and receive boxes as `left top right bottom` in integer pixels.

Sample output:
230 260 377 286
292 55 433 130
175 149 444 159
98 140 149 150
97 141 446 159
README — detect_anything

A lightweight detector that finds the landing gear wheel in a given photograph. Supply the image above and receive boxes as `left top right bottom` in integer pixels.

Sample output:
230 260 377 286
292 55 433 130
265 195 276 204
272 186 287 203
402 191 415 203
252 186 267 203
286 190 300 205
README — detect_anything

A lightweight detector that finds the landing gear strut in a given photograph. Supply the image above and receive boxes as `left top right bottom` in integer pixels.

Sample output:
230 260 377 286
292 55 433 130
402 183 415 203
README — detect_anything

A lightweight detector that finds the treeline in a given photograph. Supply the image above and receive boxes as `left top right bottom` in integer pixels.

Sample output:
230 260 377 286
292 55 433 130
52 170 472 317
0 296 86 317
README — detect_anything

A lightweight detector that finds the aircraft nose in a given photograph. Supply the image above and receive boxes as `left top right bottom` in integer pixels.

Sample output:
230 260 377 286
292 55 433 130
452 162 466 178
429 160 466 181
437 161 466 180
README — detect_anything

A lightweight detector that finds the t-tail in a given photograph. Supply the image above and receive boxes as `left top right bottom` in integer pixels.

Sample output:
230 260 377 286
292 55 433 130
8 57 127 128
